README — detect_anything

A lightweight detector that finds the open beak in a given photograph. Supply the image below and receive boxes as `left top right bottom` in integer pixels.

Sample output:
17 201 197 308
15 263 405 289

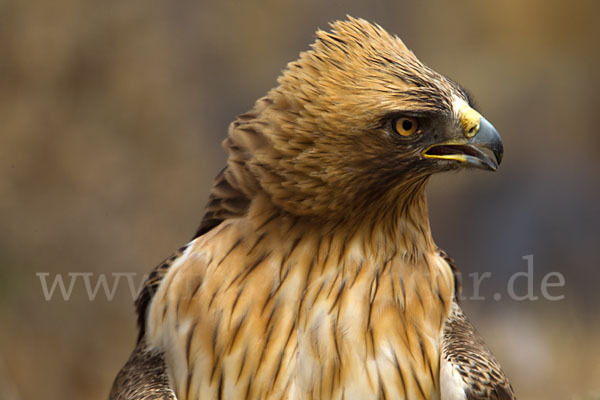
422 116 503 171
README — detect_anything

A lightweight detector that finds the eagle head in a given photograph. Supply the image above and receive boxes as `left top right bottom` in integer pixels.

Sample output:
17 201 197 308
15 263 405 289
224 17 502 220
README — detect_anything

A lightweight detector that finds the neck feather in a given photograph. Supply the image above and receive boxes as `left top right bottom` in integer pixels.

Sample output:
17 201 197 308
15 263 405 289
247 177 435 263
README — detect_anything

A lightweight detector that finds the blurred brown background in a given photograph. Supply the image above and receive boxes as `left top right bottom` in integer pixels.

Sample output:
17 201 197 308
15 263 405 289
1 1 599 399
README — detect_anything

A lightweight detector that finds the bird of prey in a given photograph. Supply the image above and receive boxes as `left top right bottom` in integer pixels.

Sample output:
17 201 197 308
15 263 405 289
111 17 515 400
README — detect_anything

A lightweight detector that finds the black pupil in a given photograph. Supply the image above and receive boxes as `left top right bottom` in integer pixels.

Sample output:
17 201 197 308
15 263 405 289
402 119 413 131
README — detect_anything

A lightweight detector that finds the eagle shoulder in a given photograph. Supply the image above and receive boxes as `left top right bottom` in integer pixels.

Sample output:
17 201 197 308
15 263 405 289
109 340 176 400
441 301 516 400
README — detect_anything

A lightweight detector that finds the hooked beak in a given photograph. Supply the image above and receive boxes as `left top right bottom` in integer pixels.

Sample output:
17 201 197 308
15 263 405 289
422 114 503 171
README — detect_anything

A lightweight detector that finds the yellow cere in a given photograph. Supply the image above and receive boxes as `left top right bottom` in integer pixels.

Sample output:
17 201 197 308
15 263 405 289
458 104 481 138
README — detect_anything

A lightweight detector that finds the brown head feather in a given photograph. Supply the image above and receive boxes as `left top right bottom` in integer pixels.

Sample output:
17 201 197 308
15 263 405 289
215 17 465 225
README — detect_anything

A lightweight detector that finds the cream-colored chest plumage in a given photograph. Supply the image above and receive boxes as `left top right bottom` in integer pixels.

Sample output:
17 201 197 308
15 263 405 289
147 217 454 400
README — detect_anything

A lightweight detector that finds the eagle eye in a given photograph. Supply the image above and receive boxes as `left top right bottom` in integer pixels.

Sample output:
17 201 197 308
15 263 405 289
393 117 419 137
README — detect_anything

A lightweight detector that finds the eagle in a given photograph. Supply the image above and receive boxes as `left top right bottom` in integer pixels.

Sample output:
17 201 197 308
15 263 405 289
111 17 515 400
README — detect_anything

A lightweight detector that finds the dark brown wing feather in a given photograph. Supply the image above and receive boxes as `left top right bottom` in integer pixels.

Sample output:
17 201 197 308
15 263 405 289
110 250 186 400
193 166 250 239
442 301 516 400
109 342 176 400
134 246 188 342
438 249 462 303
440 248 516 399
